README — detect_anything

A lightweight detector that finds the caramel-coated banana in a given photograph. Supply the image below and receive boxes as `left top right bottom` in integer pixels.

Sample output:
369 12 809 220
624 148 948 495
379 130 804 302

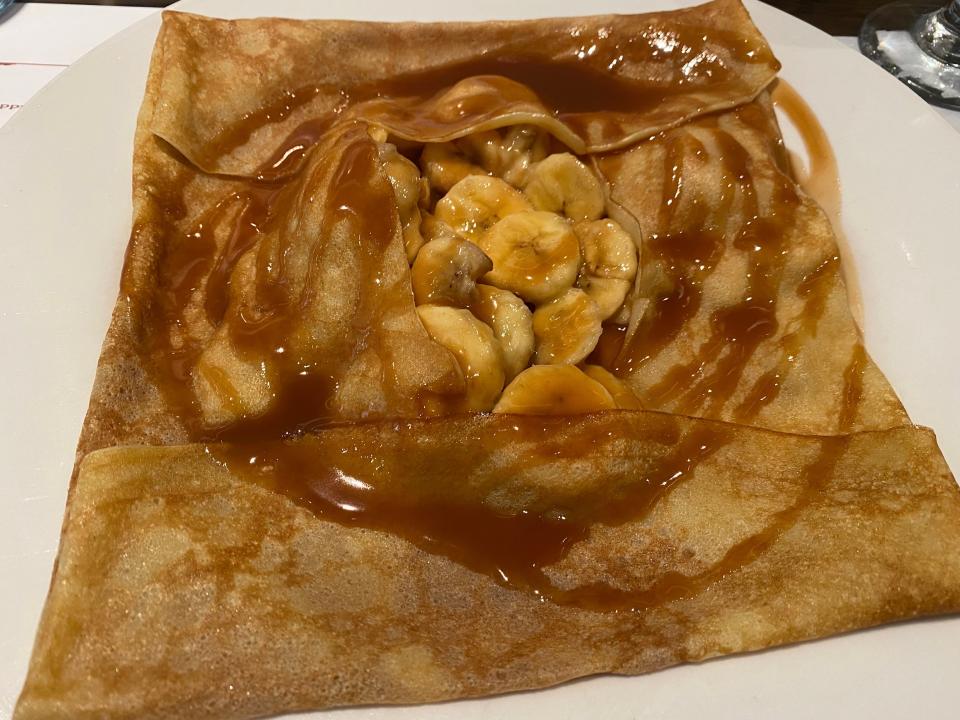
475 210 580 304
523 153 605 222
532 288 602 365
493 365 616 415
582 364 643 409
411 237 493 308
574 218 638 320
471 284 534 381
416 305 505 411
379 143 427 262
435 175 532 242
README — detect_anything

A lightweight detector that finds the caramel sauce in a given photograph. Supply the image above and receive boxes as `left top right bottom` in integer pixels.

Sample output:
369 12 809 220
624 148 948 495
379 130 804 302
213 416 742 611
370 45 738 119
611 126 796 419
202 86 324 170
210 413 849 612
589 323 628 368
600 92 859 430
727 81 862 423
211 127 402 441
607 134 725 379
139 124 405 439
772 80 863 332
771 81 837 221
731 253 841 421
676 433 848 587
552 435 847 610
838 343 867 432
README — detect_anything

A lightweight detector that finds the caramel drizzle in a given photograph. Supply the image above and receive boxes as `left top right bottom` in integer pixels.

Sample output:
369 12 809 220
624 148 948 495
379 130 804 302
200 86 324 170
838 343 867 432
732 253 840 421
600 97 855 429
640 130 781 415
136 124 406 439
608 125 796 421
610 134 723 379
213 419 734 613
212 414 851 612
772 79 864 332
196 19 773 166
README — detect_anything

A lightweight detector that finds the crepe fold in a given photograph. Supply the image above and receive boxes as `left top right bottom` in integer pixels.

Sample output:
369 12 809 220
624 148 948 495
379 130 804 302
16 413 960 719
16 1 960 718
147 0 779 176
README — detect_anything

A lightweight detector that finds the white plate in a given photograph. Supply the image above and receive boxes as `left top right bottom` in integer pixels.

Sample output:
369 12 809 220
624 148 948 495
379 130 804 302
2 1 959 718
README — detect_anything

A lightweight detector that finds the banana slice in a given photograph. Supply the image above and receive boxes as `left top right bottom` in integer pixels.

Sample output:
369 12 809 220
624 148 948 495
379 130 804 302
499 126 551 187
493 365 616 415
576 276 632 320
411 237 493 307
523 153 605 222
454 130 502 172
367 124 389 144
434 175 532 242
475 210 580 304
532 288 602 365
379 143 427 262
574 218 638 320
380 145 421 212
416 305 505 411
576 218 638 279
403 225 426 264
420 143 486 194
420 213 459 243
457 125 550 187
582 364 643 409
470 284 534 381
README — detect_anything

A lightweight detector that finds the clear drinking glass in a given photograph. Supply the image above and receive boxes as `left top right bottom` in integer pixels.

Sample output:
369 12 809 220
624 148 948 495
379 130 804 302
860 1 960 108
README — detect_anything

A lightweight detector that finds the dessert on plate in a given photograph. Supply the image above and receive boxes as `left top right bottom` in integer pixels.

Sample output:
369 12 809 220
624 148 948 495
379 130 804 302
16 1 960 718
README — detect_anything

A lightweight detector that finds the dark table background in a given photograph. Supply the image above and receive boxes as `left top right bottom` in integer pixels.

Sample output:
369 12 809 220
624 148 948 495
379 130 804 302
12 0 913 36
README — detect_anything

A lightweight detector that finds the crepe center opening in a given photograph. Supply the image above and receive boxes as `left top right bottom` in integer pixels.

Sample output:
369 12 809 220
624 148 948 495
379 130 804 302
379 124 642 415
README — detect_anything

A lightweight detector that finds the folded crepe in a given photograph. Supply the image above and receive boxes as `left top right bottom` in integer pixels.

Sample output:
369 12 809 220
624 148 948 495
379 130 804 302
16 1 960 718
17 415 960 718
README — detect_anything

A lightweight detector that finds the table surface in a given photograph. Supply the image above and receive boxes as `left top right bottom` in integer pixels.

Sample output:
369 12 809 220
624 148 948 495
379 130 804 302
8 0 932 35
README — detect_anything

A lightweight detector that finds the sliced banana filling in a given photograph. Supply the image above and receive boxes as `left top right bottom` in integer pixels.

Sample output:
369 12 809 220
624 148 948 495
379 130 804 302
379 124 641 414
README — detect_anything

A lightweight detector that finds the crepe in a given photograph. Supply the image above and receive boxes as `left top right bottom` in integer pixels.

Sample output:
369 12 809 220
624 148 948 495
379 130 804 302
594 92 908 434
14 416 960 719
16 1 960 718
